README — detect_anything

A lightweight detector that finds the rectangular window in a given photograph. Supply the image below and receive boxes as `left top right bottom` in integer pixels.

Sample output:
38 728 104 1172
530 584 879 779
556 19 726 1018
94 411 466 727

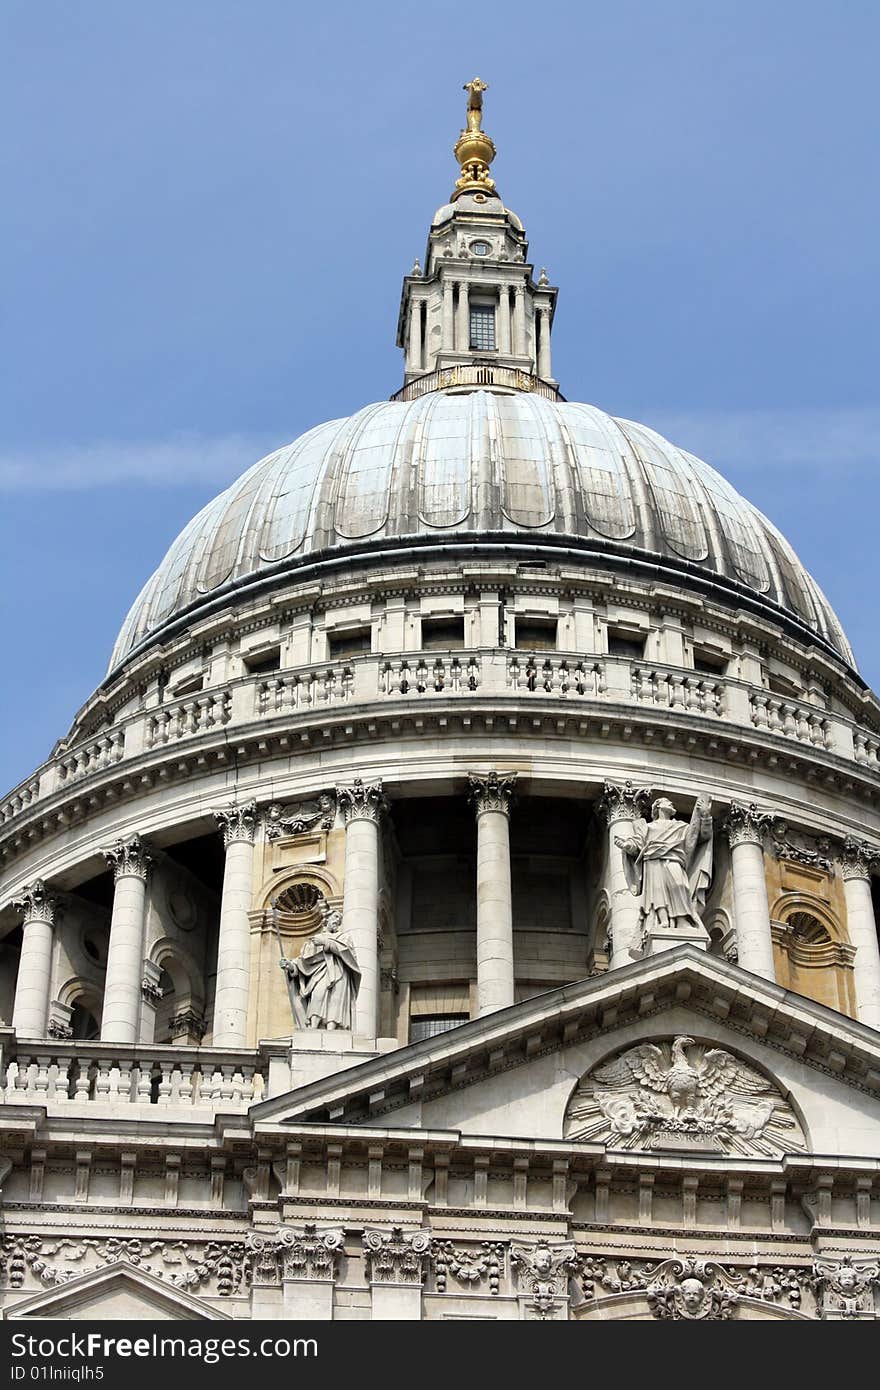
409 1014 470 1043
515 618 558 651
422 617 465 650
328 626 372 659
469 303 496 351
693 648 727 677
243 647 281 675
607 629 645 660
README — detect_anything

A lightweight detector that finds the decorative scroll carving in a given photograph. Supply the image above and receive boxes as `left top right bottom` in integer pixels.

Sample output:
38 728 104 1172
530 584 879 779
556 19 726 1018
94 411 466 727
103 834 152 881
363 1227 433 1285
510 1239 578 1319
213 801 258 848
336 778 387 825
565 1036 805 1157
12 878 59 925
1 1235 248 1297
468 769 516 817
724 802 772 848
840 836 880 883
646 1257 741 1320
770 818 833 872
596 779 652 825
813 1255 880 1318
278 1224 344 1282
244 1232 280 1286
434 1241 505 1295
265 794 335 841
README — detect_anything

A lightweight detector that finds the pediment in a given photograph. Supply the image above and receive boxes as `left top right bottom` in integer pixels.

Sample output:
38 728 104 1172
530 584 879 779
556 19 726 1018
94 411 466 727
5 1260 230 1321
251 946 880 1160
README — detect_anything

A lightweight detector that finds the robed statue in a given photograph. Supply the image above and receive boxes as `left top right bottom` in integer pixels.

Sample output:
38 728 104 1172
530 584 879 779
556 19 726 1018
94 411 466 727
279 903 360 1031
615 795 713 942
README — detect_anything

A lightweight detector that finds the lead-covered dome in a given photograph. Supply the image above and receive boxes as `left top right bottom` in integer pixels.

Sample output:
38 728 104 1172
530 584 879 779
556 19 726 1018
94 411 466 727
110 392 853 671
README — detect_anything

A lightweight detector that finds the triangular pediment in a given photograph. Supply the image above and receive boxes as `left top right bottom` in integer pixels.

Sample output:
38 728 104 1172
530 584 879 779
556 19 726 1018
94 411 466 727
4 1260 230 1321
249 946 880 1161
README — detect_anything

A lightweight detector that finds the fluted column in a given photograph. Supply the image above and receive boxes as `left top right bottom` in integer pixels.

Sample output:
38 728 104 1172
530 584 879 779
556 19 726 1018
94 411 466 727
213 801 258 1047
598 781 651 968
455 281 469 351
469 771 517 1015
101 835 152 1042
11 880 58 1038
841 837 880 1031
537 305 552 380
441 278 455 352
725 803 775 981
512 285 527 357
337 778 386 1038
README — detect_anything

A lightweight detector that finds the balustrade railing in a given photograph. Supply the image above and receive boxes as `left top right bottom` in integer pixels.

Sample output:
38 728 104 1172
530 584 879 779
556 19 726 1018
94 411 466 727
4 1042 266 1110
631 667 723 717
507 655 605 697
256 666 354 714
57 730 126 784
854 731 880 768
749 692 832 750
381 653 480 696
146 692 231 748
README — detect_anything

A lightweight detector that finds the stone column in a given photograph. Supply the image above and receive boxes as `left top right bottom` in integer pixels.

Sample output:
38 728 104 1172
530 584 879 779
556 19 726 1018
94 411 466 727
597 781 651 969
469 771 517 1015
497 286 511 353
11 880 58 1038
536 305 552 380
337 778 386 1038
841 838 880 1031
406 298 422 375
364 1228 433 1320
441 278 454 352
512 284 527 357
724 803 775 981
101 835 153 1043
213 801 258 1047
279 1226 344 1320
455 281 469 351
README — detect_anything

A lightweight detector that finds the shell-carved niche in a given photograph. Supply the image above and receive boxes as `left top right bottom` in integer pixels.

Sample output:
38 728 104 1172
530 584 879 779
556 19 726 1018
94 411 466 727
271 882 327 938
564 1036 806 1158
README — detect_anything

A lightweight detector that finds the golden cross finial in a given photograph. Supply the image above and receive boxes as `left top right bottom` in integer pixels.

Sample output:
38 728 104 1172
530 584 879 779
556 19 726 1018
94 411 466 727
452 77 498 201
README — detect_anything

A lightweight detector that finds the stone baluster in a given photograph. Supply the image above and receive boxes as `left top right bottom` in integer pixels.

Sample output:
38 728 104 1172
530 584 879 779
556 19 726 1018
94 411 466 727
212 801 259 1047
337 778 387 1038
11 880 59 1038
841 838 880 1031
469 771 517 1014
597 781 652 968
101 835 153 1043
724 803 775 981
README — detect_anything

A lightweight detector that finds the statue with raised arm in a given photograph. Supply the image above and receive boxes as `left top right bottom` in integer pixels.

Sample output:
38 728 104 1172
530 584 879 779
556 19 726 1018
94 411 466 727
614 795 714 946
279 903 360 1031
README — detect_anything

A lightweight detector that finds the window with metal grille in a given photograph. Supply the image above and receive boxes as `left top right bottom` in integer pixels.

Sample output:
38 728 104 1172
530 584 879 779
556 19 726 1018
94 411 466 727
469 303 496 350
409 1013 469 1043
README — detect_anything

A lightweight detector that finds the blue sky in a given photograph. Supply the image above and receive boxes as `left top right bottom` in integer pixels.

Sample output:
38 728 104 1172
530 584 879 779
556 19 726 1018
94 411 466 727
2 1 879 795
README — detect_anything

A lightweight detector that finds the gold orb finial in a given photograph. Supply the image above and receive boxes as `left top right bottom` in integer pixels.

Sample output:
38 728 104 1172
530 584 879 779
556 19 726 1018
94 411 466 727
452 77 498 201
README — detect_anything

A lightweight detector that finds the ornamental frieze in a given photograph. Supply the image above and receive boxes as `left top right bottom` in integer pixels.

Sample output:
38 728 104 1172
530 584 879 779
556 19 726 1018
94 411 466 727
564 1035 806 1157
1 1235 248 1297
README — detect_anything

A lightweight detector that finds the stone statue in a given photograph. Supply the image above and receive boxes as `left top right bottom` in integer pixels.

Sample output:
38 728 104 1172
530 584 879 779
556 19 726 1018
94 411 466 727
279 904 360 1031
615 795 713 943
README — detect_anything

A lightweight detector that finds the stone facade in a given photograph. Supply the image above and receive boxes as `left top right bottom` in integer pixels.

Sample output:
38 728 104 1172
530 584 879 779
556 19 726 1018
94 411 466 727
1 84 880 1322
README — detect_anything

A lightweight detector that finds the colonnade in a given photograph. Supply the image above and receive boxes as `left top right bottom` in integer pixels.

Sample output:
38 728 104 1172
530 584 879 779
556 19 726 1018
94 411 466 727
8 781 880 1041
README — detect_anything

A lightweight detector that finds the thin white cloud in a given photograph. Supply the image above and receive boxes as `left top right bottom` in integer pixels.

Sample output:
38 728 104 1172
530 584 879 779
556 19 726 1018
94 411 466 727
0 433 275 491
639 407 880 474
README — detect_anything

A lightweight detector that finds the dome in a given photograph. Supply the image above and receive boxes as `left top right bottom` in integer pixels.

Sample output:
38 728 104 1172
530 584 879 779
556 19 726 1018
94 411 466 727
110 391 853 671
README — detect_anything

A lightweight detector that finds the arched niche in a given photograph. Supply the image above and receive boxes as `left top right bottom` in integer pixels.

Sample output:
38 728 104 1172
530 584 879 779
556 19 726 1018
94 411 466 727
771 893 855 1016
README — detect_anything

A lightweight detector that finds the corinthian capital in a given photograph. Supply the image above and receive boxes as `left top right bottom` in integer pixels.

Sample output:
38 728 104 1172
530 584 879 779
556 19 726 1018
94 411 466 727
12 878 59 925
724 803 772 849
596 780 652 826
277 1224 345 1282
103 833 153 881
336 778 387 825
214 800 259 848
468 770 517 817
840 836 880 882
363 1226 433 1286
